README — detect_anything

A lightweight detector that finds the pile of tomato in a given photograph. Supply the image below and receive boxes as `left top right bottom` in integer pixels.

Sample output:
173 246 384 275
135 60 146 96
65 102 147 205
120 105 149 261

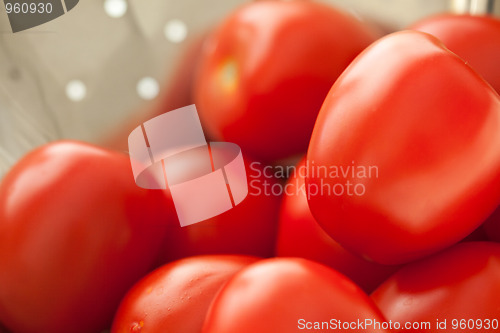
0 1 499 332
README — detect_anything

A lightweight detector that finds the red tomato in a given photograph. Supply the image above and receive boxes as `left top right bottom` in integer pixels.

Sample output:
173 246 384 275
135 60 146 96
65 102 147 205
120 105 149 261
0 141 172 333
483 206 500 242
275 158 399 293
307 30 500 265
194 0 379 161
201 258 390 333
112 255 258 333
410 14 500 94
158 157 282 263
460 224 489 242
372 242 500 333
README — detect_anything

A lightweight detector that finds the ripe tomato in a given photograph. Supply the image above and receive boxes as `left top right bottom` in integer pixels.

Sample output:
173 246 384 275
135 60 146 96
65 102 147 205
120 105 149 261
0 141 172 333
410 14 500 94
112 255 258 333
194 0 379 161
201 258 390 333
307 30 500 265
460 224 489 242
372 242 500 333
275 158 399 293
483 206 500 242
158 157 281 263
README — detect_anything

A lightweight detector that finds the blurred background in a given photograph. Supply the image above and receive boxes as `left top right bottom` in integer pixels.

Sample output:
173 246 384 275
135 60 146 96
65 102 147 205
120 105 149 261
0 0 498 178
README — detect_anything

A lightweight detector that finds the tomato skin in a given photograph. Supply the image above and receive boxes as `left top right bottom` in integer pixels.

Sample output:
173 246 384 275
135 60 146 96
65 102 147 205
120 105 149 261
194 0 379 161
461 224 489 242
307 30 500 265
0 323 8 333
0 141 171 333
111 255 258 333
410 14 500 94
201 258 390 333
371 242 500 333
483 206 500 242
275 158 399 293
158 157 281 263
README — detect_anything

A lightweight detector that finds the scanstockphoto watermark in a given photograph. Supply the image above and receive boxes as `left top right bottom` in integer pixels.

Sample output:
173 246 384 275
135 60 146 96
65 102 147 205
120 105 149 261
248 160 379 198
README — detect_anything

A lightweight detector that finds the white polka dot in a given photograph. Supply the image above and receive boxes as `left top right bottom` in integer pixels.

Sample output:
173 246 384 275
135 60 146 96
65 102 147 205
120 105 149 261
137 77 159 100
104 0 127 18
164 19 188 43
66 80 87 102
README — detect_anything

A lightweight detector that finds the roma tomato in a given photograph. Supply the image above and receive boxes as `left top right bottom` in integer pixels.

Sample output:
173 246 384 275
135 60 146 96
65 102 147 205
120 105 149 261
275 158 399 293
372 242 500 333
0 141 172 333
201 258 390 333
307 30 500 265
410 14 500 93
194 0 379 161
483 206 500 242
158 157 281 263
112 255 258 333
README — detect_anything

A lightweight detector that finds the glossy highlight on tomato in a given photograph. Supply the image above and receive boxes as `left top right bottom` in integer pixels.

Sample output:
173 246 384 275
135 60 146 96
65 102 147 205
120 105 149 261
202 258 390 333
0 141 172 333
372 242 500 333
112 255 258 333
307 30 500 265
410 14 500 94
194 0 379 161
